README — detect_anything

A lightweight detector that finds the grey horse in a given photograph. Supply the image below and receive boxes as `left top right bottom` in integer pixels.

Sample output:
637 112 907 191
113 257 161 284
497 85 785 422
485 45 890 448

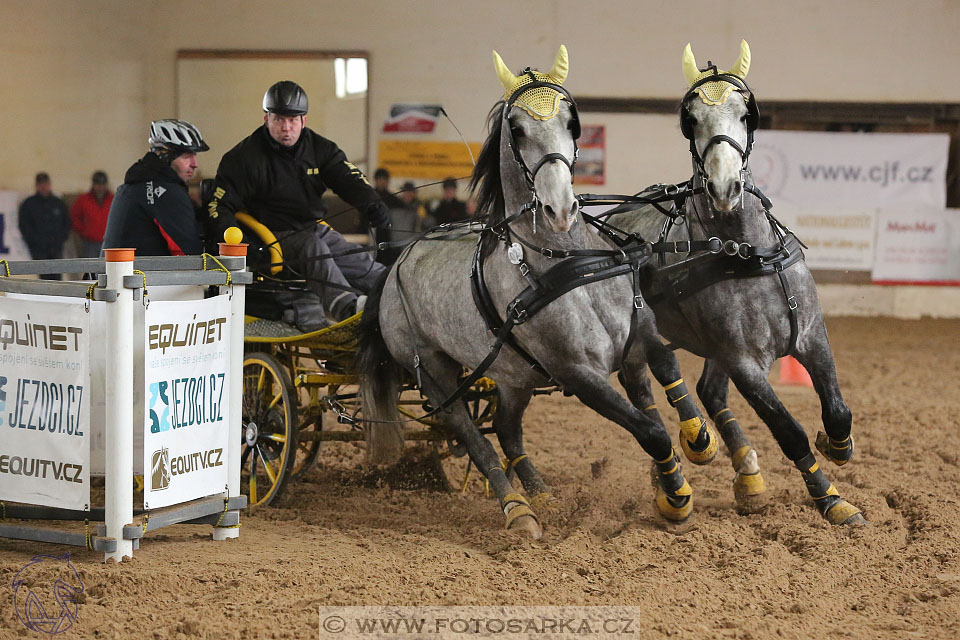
607 40 865 525
357 46 718 538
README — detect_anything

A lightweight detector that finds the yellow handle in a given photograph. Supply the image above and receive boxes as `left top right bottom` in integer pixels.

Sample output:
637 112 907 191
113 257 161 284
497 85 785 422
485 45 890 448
235 212 283 275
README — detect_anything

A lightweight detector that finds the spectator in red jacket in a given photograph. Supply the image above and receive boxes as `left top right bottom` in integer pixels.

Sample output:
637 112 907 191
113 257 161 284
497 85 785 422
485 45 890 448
71 170 113 257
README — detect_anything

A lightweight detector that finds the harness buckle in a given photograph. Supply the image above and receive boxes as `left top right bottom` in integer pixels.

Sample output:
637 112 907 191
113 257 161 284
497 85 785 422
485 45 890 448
708 237 722 253
723 239 740 256
519 262 530 277
675 240 691 253
634 294 644 309
512 303 529 324
787 295 798 311
541 248 554 259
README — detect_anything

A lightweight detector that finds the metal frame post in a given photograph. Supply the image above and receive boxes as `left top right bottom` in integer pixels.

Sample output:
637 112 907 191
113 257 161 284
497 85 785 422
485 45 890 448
103 248 136 561
214 242 247 541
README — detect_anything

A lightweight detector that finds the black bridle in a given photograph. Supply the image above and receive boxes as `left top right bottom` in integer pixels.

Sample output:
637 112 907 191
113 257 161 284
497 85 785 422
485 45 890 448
682 71 759 184
501 73 581 222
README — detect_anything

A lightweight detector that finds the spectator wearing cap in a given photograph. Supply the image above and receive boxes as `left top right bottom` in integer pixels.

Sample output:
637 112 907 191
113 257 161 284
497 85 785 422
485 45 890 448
430 177 469 225
71 170 114 258
18 172 71 280
394 181 435 235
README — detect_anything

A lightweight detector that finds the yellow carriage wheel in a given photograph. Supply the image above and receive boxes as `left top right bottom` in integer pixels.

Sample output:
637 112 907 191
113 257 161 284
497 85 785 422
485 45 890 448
241 353 299 507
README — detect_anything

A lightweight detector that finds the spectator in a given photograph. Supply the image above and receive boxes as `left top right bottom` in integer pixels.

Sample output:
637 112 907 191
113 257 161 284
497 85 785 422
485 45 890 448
70 170 113 258
18 172 71 280
102 119 209 256
373 167 404 211
393 181 435 235
430 176 469 225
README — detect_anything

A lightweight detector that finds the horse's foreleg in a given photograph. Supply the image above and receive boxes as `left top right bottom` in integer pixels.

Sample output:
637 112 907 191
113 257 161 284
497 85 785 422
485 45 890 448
640 335 718 465
560 366 693 522
418 353 542 538
727 361 865 525
492 385 552 508
795 325 854 466
697 359 766 501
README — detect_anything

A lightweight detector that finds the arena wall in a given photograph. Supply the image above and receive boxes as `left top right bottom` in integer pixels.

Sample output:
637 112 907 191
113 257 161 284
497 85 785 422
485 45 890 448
1 0 956 316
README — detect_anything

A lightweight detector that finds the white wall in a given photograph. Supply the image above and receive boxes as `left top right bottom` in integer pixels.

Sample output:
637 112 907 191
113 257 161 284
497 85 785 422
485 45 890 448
2 0 958 194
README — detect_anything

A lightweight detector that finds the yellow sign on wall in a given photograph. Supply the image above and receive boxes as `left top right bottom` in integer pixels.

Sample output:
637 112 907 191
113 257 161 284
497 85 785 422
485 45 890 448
377 140 483 180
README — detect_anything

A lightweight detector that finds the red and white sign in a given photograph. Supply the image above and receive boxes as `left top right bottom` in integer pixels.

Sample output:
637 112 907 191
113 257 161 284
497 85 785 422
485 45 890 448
382 104 443 134
872 209 960 285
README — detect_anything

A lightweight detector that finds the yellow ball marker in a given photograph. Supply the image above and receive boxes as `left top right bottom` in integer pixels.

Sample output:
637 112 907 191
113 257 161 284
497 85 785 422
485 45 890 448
223 226 243 245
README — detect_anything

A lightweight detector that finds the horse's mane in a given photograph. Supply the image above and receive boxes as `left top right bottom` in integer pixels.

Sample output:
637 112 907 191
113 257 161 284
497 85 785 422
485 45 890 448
470 101 506 223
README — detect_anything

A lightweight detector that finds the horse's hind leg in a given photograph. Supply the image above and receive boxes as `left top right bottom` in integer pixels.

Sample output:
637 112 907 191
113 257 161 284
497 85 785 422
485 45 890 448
727 360 865 525
697 359 766 502
636 333 719 465
795 324 854 466
559 365 694 522
492 385 553 509
418 353 543 538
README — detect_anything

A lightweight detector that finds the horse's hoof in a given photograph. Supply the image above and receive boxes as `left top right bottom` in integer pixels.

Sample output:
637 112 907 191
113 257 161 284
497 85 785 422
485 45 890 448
733 471 767 499
655 488 693 522
816 431 854 466
679 420 719 465
506 513 543 539
825 499 867 526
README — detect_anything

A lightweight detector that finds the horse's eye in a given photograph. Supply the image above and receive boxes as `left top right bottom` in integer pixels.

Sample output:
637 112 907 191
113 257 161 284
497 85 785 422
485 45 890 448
510 126 525 138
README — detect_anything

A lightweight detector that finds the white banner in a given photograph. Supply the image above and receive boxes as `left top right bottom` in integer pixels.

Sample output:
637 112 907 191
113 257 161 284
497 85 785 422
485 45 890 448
750 131 949 271
752 130 949 209
0 191 33 262
872 209 960 284
143 296 230 509
0 297 90 509
774 207 876 270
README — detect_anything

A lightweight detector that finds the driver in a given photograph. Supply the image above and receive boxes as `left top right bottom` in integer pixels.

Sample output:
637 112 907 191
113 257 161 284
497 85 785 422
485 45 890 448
207 80 389 322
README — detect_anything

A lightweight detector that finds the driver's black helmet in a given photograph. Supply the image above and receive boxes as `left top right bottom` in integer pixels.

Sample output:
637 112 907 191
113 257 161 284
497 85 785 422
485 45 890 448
263 81 309 116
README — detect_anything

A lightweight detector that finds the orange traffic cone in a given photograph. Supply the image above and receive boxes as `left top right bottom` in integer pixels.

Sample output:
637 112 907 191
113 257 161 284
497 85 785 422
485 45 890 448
777 356 813 387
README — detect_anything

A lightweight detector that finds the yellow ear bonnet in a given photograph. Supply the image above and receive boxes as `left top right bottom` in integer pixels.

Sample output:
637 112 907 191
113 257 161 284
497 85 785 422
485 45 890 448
682 40 751 106
493 45 570 120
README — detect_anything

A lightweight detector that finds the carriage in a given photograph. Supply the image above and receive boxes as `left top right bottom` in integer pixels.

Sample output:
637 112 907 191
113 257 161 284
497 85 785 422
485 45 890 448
238 300 502 507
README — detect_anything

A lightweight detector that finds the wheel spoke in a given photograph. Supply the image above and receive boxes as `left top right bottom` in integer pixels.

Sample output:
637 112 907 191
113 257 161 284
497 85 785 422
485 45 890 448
266 391 283 411
263 433 286 444
257 445 278 484
249 450 258 504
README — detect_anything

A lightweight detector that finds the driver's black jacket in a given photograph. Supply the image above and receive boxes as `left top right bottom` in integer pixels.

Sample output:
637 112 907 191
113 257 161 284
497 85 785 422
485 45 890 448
206 125 380 244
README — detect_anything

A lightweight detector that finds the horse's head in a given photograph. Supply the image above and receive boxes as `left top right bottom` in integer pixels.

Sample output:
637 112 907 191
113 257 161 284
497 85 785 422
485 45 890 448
680 40 759 213
491 45 580 232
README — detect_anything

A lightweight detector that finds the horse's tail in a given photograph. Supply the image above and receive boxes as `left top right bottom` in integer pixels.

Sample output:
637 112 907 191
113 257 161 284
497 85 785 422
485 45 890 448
356 269 405 465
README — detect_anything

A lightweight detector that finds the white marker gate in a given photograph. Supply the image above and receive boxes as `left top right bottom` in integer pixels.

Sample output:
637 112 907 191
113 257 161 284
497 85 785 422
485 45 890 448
0 245 249 562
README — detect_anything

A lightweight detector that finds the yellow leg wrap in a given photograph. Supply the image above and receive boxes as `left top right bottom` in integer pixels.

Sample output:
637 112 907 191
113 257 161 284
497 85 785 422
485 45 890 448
663 378 684 391
504 504 537 530
502 492 528 509
733 471 766 498
816 431 855 466
825 500 865 526
530 492 554 511
679 417 719 465
655 483 693 522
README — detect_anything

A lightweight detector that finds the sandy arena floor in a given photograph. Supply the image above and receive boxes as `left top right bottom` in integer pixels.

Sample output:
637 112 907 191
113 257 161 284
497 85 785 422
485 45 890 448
1 316 958 639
